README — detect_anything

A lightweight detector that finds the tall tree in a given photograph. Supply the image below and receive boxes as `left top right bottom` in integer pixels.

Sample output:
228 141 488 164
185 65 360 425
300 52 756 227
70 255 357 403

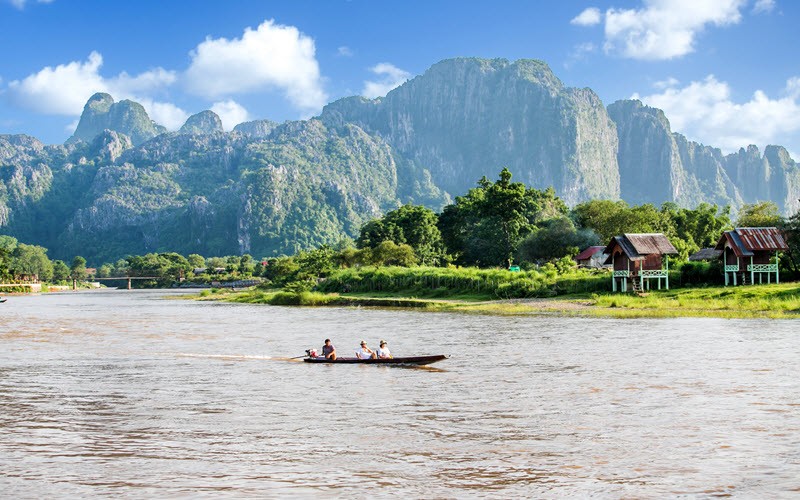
439 168 567 267
70 256 87 281
358 204 448 266
735 201 784 228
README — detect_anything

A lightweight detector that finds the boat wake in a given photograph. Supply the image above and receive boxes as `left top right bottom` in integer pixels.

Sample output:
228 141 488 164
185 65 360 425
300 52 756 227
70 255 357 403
159 352 302 362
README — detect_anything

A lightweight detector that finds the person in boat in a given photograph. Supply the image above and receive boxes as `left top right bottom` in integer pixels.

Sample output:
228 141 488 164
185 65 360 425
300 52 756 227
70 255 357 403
376 340 392 359
355 340 377 359
322 339 337 360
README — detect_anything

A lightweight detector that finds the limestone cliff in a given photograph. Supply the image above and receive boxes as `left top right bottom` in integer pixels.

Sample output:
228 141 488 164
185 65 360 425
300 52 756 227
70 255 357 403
67 93 167 146
179 110 224 135
322 58 620 205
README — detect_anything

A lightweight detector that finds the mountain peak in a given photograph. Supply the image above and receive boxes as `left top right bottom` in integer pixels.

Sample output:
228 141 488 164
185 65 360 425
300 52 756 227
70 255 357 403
179 110 224 135
67 94 167 146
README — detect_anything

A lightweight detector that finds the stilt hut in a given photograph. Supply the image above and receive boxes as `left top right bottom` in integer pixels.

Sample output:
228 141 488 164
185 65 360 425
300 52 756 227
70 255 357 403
604 233 678 293
715 227 787 286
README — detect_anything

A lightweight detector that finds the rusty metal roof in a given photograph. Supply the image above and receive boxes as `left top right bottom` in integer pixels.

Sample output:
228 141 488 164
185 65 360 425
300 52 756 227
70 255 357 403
603 233 677 263
715 227 787 255
575 246 605 261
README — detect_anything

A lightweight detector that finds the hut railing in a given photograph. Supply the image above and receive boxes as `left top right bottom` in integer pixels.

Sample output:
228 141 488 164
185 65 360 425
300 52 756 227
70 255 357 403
639 270 668 278
613 270 630 277
724 265 739 272
747 264 778 272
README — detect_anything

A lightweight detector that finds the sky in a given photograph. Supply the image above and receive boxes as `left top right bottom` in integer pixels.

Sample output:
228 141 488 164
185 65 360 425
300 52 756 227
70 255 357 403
1 0 798 157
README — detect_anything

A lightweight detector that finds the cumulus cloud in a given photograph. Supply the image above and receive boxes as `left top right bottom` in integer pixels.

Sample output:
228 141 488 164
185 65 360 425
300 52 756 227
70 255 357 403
753 0 775 13
573 0 747 60
361 63 411 99
633 75 800 154
6 51 186 129
184 19 327 112
571 7 602 26
211 99 250 131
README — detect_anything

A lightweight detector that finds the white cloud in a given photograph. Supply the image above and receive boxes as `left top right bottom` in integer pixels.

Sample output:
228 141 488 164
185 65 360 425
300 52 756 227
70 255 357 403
361 63 411 99
601 0 746 60
571 7 602 26
633 75 800 154
653 77 680 89
184 19 327 112
140 100 189 130
753 0 775 13
9 0 53 10
211 99 250 131
6 51 187 129
337 46 354 57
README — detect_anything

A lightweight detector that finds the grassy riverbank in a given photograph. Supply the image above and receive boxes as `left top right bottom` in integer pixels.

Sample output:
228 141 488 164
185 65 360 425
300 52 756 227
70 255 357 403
199 282 800 319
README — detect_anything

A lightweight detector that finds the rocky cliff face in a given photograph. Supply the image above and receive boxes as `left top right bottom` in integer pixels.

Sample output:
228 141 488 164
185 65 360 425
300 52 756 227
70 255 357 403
179 110 224 135
3 58 800 264
607 98 800 214
233 119 278 138
68 93 167 146
322 58 620 205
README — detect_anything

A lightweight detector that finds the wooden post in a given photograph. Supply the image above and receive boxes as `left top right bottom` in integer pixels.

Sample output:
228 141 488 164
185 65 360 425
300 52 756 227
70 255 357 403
776 252 780 284
665 255 669 290
612 253 616 292
750 256 754 286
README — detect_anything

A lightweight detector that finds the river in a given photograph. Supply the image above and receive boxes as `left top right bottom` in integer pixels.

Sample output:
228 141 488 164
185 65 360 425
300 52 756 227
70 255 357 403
1 290 799 497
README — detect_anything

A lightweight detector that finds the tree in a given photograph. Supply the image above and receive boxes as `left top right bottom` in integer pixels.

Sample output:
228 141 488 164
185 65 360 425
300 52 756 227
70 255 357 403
571 200 662 242
357 204 448 266
187 254 205 268
736 201 783 228
10 243 54 282
70 256 87 281
517 217 600 263
782 202 800 274
439 168 567 267
369 241 418 267
238 254 255 275
52 260 70 283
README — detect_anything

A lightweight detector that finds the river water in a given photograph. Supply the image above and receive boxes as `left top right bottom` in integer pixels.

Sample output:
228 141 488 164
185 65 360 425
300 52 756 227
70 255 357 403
1 290 799 497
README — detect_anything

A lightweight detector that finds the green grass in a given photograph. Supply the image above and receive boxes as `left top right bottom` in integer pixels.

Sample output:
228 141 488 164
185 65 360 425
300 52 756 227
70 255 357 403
588 282 800 318
194 269 800 319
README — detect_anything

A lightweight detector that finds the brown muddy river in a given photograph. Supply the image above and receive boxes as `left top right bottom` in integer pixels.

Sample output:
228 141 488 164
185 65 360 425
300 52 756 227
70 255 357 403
1 289 799 497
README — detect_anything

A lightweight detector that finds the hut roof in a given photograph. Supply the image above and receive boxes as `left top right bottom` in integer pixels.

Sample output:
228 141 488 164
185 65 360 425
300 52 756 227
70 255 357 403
714 227 787 257
688 247 722 261
575 246 605 261
603 233 677 263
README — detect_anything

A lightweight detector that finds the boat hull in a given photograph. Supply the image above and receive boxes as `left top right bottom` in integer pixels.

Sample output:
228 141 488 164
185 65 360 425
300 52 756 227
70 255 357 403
303 355 448 366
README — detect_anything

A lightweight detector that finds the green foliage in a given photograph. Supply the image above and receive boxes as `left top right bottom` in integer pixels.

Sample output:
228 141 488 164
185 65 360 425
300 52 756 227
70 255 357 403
677 261 723 286
10 243 54 282
517 216 599 263
187 254 205 268
439 168 567 267
126 252 191 287
736 201 784 228
317 265 608 299
70 256 87 280
357 204 448 265
51 260 70 282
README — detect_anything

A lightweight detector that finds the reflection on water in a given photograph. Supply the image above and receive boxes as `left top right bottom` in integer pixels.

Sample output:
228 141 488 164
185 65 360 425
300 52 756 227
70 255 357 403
1 290 799 497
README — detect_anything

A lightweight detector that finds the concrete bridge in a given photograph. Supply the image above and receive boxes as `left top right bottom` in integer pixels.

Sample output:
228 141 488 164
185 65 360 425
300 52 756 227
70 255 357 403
86 276 161 290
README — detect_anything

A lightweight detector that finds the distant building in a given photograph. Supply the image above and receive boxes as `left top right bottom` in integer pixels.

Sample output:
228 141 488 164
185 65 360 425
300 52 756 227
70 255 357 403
604 233 678 293
687 248 722 262
575 246 608 268
715 227 787 286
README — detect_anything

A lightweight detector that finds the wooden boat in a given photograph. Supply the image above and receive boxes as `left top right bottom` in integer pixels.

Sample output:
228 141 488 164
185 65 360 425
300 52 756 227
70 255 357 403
304 354 448 366
0 297 6 303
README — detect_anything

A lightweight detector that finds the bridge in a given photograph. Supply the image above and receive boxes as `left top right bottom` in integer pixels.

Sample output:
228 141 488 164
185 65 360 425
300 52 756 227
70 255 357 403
87 276 161 290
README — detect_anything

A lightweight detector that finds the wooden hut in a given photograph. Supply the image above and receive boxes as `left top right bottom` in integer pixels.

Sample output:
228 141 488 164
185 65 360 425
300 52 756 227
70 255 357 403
603 233 678 293
575 246 608 268
714 227 787 286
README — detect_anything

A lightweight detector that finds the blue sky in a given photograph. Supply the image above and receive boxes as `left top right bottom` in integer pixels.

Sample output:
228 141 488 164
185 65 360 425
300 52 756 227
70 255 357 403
1 0 798 156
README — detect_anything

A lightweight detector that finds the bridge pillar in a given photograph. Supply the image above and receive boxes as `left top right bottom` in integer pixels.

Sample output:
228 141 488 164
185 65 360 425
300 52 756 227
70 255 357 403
127 278 132 290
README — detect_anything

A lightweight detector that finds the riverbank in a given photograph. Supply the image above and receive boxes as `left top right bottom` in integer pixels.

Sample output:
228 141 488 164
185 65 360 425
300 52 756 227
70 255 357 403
197 282 800 319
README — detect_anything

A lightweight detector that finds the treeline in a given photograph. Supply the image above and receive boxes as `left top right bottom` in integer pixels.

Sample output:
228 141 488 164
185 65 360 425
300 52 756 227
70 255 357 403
2 168 799 290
